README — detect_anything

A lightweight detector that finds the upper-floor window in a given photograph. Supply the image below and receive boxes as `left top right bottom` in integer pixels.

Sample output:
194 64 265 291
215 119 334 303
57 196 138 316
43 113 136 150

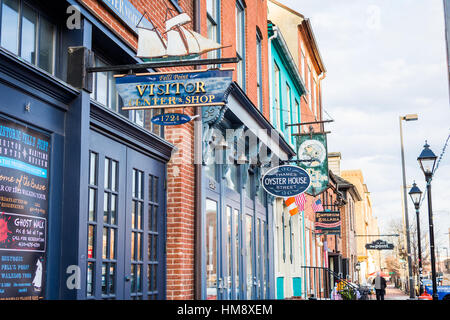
256 31 263 111
314 79 319 118
235 1 245 90
91 56 118 111
91 55 163 138
273 62 281 129
307 63 312 112
206 0 219 60
300 42 305 80
312 77 316 117
0 0 56 75
285 83 292 141
316 82 321 120
293 99 299 136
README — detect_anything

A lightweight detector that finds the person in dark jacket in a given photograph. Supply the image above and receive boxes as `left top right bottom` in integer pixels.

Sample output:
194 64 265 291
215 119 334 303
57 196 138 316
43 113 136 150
372 272 387 300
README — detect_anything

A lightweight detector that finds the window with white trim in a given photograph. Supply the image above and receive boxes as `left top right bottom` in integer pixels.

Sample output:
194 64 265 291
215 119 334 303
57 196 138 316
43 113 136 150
286 83 292 141
207 0 219 60
235 1 245 90
273 62 281 129
256 31 263 111
307 63 312 112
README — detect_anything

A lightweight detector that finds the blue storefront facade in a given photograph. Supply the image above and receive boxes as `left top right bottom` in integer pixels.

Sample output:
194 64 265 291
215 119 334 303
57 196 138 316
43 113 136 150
0 0 173 300
200 82 296 300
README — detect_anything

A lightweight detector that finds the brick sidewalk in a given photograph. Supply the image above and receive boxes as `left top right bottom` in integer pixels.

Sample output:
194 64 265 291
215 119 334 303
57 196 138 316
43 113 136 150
384 284 410 300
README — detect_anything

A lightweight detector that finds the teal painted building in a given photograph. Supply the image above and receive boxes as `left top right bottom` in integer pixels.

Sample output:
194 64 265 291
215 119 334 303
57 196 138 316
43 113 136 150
268 22 308 300
268 22 306 150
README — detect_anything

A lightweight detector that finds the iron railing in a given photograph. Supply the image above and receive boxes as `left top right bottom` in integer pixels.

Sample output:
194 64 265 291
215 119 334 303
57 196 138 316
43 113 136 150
301 266 359 300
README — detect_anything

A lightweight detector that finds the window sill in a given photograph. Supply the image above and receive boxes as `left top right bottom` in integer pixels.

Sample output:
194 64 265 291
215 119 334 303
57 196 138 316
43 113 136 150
0 46 79 105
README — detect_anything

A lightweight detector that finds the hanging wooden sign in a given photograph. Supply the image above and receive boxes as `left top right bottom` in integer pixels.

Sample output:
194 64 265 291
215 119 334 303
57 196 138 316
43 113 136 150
365 240 394 250
115 69 233 110
296 133 329 196
261 165 311 198
315 210 341 235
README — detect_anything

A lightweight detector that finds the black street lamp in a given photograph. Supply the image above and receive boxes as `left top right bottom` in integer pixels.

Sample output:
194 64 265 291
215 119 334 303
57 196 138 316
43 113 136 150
409 182 423 295
417 141 438 300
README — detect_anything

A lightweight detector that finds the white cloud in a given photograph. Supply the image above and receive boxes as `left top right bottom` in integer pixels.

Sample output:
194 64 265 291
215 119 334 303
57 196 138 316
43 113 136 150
281 0 450 245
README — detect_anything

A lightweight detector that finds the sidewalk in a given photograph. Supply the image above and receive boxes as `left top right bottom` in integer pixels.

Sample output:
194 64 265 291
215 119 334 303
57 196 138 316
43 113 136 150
384 284 410 300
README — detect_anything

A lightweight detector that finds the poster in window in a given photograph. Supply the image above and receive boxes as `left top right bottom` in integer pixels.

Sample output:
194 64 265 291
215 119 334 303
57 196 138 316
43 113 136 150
0 117 50 300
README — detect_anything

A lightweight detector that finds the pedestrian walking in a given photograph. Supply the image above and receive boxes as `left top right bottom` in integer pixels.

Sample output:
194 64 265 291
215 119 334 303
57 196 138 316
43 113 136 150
372 272 387 300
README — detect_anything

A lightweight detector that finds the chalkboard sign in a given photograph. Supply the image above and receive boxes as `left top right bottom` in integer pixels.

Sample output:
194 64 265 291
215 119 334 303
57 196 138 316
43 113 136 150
0 117 50 300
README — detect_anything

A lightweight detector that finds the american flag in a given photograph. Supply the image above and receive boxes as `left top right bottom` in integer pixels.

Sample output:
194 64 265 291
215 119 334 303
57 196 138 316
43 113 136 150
294 193 307 212
284 193 307 216
312 199 324 213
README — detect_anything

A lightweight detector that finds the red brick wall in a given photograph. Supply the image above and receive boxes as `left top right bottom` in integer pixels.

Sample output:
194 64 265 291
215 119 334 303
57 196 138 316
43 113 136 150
207 0 270 118
297 29 323 133
79 0 138 48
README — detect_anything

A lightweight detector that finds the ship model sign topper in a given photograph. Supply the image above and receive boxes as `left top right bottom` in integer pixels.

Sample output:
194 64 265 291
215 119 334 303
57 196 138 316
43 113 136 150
108 9 237 126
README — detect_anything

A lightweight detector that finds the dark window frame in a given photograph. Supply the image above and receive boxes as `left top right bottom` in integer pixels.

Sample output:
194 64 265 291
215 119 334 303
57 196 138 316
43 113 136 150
0 0 58 75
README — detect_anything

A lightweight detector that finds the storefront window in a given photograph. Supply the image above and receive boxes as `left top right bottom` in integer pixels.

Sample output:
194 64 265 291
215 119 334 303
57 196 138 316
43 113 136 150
225 163 239 192
245 169 253 199
87 151 98 297
262 221 267 298
131 169 144 299
245 214 253 299
227 206 232 299
205 146 217 181
234 209 240 299
0 0 56 74
206 199 218 300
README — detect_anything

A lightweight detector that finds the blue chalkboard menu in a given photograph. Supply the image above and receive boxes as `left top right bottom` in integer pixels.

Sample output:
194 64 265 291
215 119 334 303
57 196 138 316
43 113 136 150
0 117 49 300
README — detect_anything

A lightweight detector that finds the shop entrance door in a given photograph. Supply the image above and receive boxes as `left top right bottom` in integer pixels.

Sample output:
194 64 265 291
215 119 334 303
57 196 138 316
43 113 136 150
87 130 166 300
204 186 243 300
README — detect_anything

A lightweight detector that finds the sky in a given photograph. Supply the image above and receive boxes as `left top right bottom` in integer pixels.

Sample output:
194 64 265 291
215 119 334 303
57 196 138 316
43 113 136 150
281 0 450 251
